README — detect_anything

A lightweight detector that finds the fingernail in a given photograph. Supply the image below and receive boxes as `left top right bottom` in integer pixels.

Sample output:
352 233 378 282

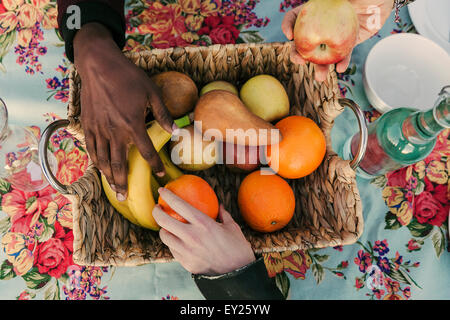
116 193 126 202
156 171 166 177
158 187 164 193
110 184 117 192
172 123 181 136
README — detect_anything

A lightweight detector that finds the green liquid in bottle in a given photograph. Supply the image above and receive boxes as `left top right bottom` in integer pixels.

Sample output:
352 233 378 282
345 86 450 178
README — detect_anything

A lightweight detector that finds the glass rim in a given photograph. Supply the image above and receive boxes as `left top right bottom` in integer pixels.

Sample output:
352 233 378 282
0 97 9 141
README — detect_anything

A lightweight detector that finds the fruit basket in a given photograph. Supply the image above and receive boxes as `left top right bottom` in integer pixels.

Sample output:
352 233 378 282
40 42 365 266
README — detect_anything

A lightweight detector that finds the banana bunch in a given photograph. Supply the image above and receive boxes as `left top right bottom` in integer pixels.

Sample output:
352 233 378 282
101 120 184 230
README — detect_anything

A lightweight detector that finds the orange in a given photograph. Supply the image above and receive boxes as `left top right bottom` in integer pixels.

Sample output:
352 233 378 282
158 174 219 223
266 115 326 179
238 170 295 233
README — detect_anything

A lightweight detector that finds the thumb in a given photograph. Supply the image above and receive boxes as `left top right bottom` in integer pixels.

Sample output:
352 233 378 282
336 51 353 74
281 5 302 40
146 80 175 134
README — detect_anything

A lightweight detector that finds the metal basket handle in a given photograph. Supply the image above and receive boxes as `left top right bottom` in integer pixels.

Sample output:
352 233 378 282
338 98 368 169
38 119 70 194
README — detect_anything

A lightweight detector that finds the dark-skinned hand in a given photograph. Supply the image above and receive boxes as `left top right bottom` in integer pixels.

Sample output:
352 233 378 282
73 23 175 201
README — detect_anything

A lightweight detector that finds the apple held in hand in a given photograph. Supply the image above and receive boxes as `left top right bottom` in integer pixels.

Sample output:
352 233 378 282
293 0 358 65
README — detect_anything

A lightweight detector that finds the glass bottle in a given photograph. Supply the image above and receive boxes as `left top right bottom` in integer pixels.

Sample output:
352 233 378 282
0 98 57 192
344 85 450 179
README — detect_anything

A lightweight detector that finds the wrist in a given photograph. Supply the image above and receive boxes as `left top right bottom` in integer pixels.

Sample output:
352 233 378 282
212 253 256 276
73 23 121 72
201 255 259 279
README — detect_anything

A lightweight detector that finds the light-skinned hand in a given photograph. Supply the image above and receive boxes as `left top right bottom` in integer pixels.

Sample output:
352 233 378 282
152 187 256 276
281 0 394 81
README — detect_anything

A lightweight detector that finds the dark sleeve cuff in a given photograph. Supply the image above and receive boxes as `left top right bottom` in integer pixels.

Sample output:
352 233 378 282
193 257 285 300
59 0 126 62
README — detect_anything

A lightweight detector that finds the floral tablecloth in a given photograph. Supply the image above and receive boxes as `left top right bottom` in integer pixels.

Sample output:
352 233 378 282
0 0 448 300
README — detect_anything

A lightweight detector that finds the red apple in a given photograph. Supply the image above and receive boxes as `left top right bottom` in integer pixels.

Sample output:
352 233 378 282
222 142 261 173
293 0 358 65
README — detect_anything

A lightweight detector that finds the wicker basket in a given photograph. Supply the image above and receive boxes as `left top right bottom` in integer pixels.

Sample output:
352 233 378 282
48 42 364 266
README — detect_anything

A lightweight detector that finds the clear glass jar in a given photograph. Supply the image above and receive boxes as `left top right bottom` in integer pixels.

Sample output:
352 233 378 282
0 98 57 192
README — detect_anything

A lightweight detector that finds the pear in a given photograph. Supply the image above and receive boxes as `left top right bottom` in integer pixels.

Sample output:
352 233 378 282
169 124 217 171
194 90 281 146
200 80 239 96
240 75 290 122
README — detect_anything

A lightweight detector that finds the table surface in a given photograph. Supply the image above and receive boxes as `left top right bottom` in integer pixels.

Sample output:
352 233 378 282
0 0 448 300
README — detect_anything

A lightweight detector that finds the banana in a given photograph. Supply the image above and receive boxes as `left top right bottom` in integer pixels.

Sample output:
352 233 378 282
155 148 184 186
101 120 172 230
146 121 173 150
101 174 140 226
127 121 172 230
126 146 159 230
151 173 161 201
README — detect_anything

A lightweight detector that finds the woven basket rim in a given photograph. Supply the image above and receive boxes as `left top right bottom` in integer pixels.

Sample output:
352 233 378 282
66 41 364 267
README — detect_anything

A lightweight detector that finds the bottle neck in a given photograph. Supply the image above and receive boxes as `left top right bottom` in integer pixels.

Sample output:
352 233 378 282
402 87 450 144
